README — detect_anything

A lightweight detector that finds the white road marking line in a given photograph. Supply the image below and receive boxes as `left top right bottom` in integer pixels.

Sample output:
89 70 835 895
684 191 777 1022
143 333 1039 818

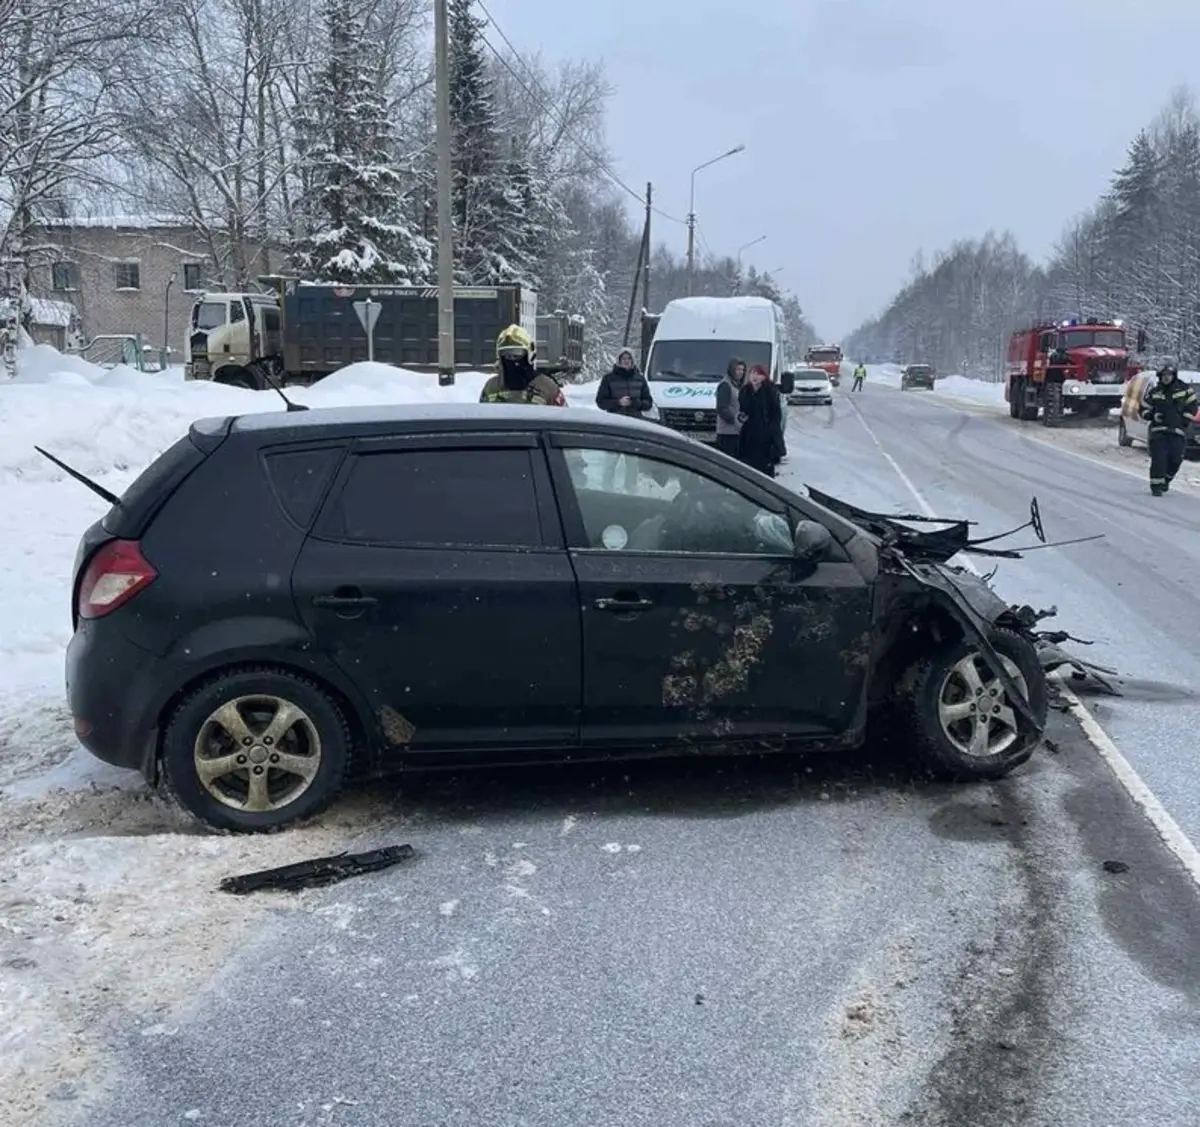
1057 682 1200 888
848 396 1200 889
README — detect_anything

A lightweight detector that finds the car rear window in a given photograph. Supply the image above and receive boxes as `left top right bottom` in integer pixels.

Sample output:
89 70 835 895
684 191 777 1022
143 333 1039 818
263 445 345 528
322 448 544 548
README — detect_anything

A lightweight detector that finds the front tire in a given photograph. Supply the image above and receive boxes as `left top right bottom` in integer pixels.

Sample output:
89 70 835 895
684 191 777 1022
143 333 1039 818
899 629 1047 781
160 668 351 832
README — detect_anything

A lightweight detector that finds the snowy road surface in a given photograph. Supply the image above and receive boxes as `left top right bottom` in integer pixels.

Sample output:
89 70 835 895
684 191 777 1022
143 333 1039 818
30 380 1196 1127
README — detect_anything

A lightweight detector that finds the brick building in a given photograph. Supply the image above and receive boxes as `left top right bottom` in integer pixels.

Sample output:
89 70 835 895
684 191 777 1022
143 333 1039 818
27 218 277 364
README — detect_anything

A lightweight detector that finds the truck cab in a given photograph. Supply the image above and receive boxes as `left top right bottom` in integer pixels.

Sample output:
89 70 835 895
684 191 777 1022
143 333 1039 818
1006 317 1142 425
185 292 282 388
804 345 843 385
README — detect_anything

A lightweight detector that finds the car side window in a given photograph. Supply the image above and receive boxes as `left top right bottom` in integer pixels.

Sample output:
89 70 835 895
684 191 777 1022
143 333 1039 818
562 448 793 556
324 448 544 548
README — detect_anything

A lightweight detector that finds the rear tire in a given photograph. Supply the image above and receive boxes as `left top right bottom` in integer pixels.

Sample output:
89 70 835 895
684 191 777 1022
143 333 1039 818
897 628 1047 782
160 667 351 832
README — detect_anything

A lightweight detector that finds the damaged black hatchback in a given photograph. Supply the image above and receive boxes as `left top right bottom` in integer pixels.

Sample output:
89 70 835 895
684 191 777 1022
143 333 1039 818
63 403 1074 832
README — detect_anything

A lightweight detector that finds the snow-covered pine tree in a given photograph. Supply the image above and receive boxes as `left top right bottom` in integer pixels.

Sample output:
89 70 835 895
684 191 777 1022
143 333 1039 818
448 0 532 285
291 0 430 284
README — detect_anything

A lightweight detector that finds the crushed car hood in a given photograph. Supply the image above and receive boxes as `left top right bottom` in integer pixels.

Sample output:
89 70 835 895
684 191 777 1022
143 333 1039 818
806 487 973 563
804 485 1112 732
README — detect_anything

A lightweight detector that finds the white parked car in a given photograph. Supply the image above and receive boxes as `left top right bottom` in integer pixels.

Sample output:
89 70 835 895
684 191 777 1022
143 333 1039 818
786 366 834 406
1118 368 1200 454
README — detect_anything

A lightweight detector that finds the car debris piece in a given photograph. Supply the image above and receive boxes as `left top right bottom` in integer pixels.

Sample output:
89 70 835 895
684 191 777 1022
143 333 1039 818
1102 860 1130 874
218 844 416 894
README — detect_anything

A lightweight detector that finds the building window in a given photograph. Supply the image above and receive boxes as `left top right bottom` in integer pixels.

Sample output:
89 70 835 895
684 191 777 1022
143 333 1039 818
182 262 203 291
51 262 80 291
113 261 140 290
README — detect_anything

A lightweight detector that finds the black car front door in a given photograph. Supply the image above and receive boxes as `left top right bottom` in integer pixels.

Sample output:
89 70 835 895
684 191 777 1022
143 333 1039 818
293 433 581 755
546 436 874 749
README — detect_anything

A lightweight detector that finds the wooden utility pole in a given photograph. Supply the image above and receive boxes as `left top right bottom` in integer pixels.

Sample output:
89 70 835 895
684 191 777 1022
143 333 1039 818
641 182 652 315
622 184 652 348
434 0 455 385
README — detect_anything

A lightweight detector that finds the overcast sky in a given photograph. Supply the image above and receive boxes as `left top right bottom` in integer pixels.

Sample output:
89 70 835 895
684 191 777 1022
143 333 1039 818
481 0 1200 338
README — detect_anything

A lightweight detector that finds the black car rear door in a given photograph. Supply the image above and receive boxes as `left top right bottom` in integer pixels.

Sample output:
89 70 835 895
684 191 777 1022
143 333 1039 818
293 432 581 756
545 434 874 749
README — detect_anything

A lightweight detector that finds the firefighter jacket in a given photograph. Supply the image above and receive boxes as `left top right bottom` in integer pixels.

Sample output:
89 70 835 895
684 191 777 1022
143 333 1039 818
1140 379 1199 436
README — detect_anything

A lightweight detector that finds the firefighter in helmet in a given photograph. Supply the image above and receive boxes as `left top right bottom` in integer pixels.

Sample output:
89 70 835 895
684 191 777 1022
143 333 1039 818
1140 359 1199 495
479 324 566 406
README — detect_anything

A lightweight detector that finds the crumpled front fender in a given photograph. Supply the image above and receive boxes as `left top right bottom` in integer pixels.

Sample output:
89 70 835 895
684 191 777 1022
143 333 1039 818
896 560 1044 736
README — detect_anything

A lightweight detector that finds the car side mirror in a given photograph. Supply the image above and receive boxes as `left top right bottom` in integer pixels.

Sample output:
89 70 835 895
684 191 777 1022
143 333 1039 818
780 371 795 394
793 520 832 563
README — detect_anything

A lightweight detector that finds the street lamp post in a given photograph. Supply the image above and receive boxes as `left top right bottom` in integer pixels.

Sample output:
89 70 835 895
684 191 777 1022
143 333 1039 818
686 143 746 295
733 235 767 294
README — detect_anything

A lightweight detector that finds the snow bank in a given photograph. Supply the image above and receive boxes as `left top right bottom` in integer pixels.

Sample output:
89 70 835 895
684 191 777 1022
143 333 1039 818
866 364 1008 407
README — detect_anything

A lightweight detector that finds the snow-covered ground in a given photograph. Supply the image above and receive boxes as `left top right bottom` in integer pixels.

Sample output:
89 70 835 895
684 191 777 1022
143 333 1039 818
0 345 602 1119
865 363 1200 492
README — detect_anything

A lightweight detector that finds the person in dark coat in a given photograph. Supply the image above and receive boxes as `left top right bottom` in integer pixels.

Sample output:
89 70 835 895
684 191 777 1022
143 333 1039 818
737 364 785 476
595 348 653 417
1141 360 1200 495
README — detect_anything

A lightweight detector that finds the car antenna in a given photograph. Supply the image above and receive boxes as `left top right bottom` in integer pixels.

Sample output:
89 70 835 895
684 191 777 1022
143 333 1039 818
259 367 308 412
34 447 121 506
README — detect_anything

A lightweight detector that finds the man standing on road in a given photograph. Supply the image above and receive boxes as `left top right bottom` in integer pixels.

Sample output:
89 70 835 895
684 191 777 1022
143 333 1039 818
715 358 747 457
1141 360 1199 495
595 348 653 417
852 362 866 391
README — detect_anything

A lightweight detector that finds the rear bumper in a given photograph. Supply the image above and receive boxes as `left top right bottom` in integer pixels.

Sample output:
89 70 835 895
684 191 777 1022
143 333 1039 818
65 621 176 780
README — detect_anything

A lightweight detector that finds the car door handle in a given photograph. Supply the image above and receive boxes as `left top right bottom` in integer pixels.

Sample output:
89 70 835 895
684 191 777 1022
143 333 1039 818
594 596 654 612
313 590 378 610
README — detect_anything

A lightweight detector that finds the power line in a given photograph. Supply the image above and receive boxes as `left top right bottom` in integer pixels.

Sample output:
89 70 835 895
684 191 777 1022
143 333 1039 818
473 0 685 225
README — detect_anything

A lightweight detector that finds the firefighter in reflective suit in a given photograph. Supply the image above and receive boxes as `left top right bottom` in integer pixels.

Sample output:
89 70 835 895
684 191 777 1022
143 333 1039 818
1141 361 1199 495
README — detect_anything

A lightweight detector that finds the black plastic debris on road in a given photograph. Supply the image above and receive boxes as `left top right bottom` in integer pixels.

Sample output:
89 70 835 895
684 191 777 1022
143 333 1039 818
218 844 417 894
1102 860 1130 875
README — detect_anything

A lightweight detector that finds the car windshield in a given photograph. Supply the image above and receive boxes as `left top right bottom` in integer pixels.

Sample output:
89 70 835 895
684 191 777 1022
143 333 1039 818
806 349 841 363
796 369 829 380
192 301 227 330
648 340 772 382
1060 330 1125 349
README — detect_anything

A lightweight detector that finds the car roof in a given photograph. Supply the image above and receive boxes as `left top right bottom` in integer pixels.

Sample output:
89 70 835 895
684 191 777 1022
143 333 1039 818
194 403 698 446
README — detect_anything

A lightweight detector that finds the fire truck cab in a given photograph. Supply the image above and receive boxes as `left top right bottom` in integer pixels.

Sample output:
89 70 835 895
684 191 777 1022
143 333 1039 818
804 344 843 386
1005 317 1143 426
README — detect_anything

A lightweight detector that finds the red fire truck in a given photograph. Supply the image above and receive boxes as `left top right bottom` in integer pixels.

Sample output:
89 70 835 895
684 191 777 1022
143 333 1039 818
1005 318 1144 426
804 344 843 386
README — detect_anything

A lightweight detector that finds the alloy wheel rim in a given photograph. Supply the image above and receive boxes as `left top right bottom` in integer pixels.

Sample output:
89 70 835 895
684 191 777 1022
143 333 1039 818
936 654 1027 759
193 695 322 812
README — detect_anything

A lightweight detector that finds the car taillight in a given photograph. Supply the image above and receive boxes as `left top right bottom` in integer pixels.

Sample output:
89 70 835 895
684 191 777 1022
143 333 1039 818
77 539 157 619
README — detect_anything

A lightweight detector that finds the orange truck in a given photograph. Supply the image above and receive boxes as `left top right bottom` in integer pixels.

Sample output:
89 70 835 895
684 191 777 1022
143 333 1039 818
804 344 843 386
1004 317 1145 426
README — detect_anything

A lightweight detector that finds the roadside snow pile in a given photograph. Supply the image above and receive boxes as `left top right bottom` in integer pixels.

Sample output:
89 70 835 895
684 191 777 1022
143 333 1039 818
865 364 1006 407
928 375 1006 405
